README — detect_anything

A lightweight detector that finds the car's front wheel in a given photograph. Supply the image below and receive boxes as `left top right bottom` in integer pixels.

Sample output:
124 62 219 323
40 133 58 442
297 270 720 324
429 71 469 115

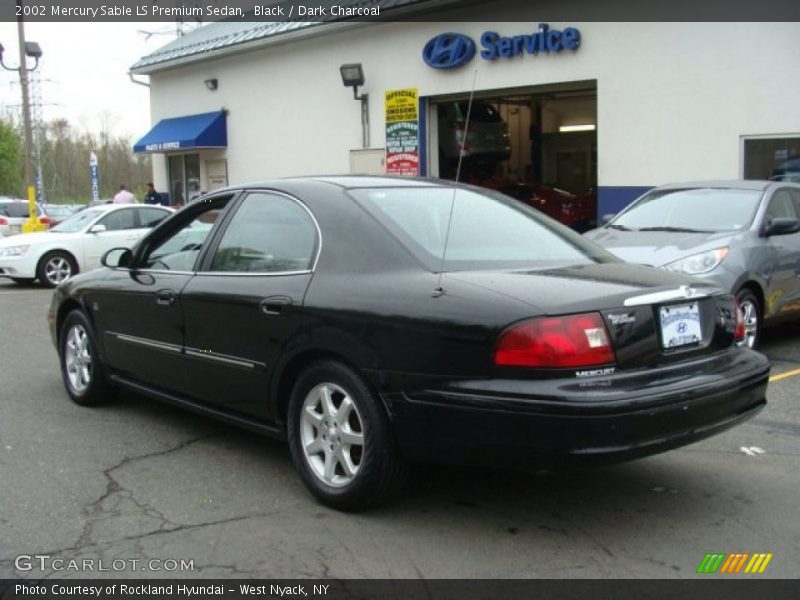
736 288 761 349
287 361 408 510
59 310 116 406
38 251 77 288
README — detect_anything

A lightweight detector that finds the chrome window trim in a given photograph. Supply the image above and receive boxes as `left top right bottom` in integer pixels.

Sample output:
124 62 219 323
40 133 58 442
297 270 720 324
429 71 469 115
194 269 313 278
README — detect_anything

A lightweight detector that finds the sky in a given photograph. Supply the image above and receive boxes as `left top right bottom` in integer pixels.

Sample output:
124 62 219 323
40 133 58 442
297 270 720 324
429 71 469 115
0 22 186 139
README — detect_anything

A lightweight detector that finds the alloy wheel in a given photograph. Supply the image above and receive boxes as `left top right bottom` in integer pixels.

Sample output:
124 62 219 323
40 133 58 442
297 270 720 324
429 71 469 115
45 255 73 285
64 324 92 394
739 299 758 349
300 382 365 488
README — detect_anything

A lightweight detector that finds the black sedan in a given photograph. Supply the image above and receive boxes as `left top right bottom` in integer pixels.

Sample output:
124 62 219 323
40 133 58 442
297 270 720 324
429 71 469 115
48 177 770 510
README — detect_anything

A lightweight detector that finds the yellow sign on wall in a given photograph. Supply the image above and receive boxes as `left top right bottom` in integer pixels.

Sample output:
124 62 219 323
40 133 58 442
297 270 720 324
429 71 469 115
385 88 418 123
385 88 419 176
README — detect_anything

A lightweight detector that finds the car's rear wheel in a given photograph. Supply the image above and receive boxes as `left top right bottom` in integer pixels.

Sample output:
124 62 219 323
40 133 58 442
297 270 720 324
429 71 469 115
287 360 407 510
736 288 761 349
59 310 116 406
38 251 77 288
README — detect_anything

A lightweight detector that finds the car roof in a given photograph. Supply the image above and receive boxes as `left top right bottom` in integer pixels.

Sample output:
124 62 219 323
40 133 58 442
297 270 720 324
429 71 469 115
654 180 800 192
208 175 465 197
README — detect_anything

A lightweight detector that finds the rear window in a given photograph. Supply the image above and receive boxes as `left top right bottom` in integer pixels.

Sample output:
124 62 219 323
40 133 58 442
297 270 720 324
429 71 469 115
457 101 502 123
0 202 31 218
350 186 615 272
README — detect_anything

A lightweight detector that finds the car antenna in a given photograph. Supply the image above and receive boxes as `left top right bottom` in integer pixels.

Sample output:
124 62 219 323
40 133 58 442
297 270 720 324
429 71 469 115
433 68 478 298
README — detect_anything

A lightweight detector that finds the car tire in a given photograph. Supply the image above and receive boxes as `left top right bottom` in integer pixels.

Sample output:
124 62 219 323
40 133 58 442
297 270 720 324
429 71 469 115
59 310 116 406
287 360 408 510
736 288 761 349
37 251 77 288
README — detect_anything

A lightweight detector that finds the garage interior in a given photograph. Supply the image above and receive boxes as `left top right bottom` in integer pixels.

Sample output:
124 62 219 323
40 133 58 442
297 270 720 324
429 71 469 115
428 80 598 230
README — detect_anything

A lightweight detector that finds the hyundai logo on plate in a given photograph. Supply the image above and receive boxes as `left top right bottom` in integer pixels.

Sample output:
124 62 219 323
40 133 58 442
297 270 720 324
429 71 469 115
422 33 476 69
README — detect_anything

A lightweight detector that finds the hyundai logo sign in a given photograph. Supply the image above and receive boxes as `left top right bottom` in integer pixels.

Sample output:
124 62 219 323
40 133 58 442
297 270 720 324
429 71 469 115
422 33 476 69
422 24 581 70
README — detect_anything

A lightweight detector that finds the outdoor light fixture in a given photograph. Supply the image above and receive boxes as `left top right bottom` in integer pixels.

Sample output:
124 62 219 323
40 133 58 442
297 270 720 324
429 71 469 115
24 41 42 59
559 124 596 132
204 78 218 91
340 63 369 148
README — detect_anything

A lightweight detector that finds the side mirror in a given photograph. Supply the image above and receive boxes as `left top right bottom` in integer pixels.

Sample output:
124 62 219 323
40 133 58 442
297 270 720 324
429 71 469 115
88 224 107 234
763 217 800 237
601 213 616 226
101 247 133 269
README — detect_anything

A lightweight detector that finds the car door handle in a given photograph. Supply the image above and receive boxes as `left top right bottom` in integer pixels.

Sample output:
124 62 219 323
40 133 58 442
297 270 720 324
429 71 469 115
260 296 292 315
156 290 176 306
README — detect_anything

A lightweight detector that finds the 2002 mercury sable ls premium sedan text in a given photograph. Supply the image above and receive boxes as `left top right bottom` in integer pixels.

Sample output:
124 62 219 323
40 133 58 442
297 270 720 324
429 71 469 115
48 177 770 510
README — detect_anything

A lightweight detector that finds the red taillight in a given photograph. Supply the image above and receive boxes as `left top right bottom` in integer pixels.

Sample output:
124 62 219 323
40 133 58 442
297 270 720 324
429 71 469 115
495 312 616 368
734 301 746 342
39 216 53 225
0 217 7 225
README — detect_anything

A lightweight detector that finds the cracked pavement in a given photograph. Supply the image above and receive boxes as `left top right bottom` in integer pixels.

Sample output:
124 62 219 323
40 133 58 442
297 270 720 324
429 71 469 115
1 281 799 579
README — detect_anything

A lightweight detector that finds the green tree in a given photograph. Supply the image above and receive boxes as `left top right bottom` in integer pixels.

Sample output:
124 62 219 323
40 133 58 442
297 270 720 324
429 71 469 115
0 120 23 196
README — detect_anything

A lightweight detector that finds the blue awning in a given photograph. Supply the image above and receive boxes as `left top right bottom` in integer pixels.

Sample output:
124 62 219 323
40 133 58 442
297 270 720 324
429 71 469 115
133 111 227 153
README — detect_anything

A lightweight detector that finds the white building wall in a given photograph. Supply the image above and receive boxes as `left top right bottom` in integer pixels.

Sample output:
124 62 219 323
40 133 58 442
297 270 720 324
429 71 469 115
145 21 800 190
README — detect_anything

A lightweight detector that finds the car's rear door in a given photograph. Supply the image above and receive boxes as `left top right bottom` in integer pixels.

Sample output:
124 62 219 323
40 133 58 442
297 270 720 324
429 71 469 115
179 190 319 420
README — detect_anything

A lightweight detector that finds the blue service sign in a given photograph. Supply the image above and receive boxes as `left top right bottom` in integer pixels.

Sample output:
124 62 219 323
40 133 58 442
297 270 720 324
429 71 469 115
422 33 476 69
422 24 581 69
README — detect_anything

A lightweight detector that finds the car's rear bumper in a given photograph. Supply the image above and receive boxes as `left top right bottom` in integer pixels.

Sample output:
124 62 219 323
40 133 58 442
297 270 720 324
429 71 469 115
381 349 769 467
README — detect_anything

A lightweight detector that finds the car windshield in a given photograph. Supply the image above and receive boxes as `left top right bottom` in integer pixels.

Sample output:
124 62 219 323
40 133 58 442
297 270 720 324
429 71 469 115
50 209 105 233
611 188 762 232
350 186 616 271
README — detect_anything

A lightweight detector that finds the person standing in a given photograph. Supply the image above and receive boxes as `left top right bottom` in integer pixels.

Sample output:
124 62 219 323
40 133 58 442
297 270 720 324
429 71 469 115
143 182 162 205
113 185 136 204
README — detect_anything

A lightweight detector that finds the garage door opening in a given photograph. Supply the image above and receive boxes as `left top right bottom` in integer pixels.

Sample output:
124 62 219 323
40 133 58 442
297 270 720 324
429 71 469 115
429 82 598 231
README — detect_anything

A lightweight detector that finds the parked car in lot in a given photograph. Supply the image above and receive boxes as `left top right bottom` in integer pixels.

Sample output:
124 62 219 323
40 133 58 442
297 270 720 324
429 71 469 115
0 203 172 287
585 180 800 348
502 182 597 232
40 203 79 227
0 198 44 236
49 176 768 510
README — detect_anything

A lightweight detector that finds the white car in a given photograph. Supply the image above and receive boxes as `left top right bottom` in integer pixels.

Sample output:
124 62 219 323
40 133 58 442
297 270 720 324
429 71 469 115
0 204 173 287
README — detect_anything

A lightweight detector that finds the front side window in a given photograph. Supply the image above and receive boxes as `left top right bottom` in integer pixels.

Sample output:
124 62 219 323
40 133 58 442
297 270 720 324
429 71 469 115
765 190 798 222
208 193 317 273
141 197 229 271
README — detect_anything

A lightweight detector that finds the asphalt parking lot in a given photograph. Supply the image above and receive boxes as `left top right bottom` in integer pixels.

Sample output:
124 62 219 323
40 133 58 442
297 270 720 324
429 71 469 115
1 279 799 579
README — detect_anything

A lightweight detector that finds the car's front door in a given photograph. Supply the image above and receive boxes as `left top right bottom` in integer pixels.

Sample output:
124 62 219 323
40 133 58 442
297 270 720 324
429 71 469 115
93 197 231 392
761 187 800 317
179 191 319 420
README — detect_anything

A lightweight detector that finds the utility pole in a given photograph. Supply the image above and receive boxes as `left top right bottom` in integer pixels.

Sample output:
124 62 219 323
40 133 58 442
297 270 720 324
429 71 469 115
0 1 43 231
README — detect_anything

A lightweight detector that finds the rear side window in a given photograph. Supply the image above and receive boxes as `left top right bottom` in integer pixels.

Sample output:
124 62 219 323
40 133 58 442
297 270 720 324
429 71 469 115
350 186 613 271
0 203 30 218
209 193 317 273
138 207 170 228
